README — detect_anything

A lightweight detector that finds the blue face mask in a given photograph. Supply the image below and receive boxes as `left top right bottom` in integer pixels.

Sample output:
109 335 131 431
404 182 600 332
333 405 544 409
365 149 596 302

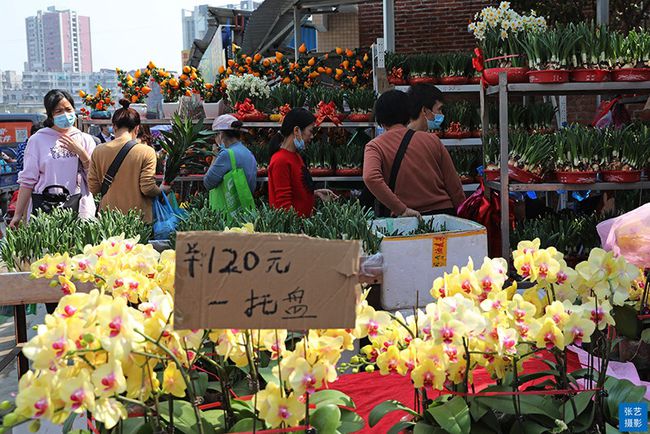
427 113 445 130
53 112 76 129
294 137 305 151
108 126 114 134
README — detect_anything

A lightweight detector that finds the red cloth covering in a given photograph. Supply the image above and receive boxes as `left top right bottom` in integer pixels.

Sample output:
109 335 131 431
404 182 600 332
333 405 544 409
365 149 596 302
329 350 581 433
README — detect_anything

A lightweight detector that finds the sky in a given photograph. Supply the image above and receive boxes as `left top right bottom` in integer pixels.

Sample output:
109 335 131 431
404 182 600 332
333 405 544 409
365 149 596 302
0 0 234 73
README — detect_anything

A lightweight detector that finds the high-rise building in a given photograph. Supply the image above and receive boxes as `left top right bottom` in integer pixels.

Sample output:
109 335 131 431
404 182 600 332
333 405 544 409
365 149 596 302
25 6 92 73
182 5 210 51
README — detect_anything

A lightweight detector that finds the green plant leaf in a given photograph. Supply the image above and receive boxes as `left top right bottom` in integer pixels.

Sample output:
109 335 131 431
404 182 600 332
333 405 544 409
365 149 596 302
228 418 266 433
413 421 445 433
257 365 280 387
612 305 641 339
468 398 490 422
311 403 341 434
571 402 596 433
606 424 622 433
338 409 365 434
311 390 355 408
510 420 547 434
564 391 595 424
426 396 470 434
369 400 418 427
474 386 560 419
641 328 650 344
191 371 209 397
158 401 216 434
605 377 647 423
62 413 78 433
119 417 154 434
386 421 415 434
230 399 256 419
202 410 226 433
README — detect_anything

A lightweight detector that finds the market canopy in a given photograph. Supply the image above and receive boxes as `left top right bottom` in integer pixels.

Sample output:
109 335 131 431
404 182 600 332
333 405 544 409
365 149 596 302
240 0 374 54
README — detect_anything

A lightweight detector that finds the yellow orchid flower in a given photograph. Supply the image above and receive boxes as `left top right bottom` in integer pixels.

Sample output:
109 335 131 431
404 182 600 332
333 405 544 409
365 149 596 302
91 358 127 397
411 358 445 389
376 345 407 375
162 362 186 398
93 397 127 429
536 317 565 350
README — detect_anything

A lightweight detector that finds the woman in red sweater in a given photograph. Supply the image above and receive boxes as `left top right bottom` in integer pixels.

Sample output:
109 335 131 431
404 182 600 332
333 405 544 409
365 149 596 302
268 108 336 217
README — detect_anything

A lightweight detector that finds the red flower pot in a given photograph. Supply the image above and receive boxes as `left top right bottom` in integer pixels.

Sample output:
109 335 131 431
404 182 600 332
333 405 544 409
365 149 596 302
570 69 610 82
309 168 334 177
236 113 268 122
439 76 469 85
256 168 268 177
482 67 529 85
346 113 372 122
409 76 437 85
335 168 363 176
484 169 500 181
556 171 598 184
388 76 408 85
612 68 650 82
434 131 445 138
468 76 482 84
471 130 482 138
508 164 543 183
601 170 642 183
527 70 570 83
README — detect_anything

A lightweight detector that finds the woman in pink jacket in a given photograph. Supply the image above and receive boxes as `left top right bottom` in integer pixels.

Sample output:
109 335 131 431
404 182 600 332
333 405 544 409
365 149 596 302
10 89 96 227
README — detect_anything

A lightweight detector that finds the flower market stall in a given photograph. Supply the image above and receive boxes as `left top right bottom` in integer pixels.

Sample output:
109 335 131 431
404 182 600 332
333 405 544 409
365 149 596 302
1 2 650 433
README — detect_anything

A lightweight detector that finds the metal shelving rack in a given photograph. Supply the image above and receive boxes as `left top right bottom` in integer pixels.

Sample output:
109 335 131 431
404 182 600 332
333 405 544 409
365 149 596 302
481 74 650 258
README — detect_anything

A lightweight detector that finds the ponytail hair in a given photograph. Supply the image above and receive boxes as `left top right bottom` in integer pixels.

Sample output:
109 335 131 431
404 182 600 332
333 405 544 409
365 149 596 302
112 98 141 131
268 108 316 156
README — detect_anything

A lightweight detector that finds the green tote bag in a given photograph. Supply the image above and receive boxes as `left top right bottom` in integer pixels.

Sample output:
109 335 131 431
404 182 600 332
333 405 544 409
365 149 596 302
209 148 255 216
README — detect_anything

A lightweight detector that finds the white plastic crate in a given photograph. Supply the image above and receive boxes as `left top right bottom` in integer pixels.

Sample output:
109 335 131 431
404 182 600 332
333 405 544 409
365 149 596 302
371 215 488 310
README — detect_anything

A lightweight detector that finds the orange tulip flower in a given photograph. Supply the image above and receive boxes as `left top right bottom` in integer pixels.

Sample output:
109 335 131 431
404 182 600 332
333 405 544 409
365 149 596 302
204 83 213 90
185 90 192 96
96 85 104 93
218 66 225 74
352 76 358 85
317 66 325 73
190 72 198 80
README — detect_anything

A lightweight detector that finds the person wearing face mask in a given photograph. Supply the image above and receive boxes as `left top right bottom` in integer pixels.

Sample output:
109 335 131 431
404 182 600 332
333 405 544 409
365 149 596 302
407 83 446 132
363 89 464 218
87 99 170 223
267 108 337 217
203 114 257 194
96 125 114 143
11 89 97 228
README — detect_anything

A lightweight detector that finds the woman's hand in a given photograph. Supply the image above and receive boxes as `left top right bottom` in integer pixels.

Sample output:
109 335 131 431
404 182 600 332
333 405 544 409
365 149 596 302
59 135 85 157
400 207 422 219
9 214 22 229
160 183 172 194
315 189 338 202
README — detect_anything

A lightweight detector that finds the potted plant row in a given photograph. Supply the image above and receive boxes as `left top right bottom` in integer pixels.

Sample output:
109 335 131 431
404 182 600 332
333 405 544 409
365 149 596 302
449 148 481 183
386 52 478 85
488 101 557 132
553 126 602 183
439 101 481 138
508 129 553 183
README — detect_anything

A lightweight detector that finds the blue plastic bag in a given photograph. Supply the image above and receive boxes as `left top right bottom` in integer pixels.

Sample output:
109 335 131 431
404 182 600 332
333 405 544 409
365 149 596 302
153 193 178 240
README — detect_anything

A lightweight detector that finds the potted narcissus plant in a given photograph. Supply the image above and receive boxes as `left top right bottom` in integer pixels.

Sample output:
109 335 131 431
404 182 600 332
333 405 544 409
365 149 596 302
601 126 647 182
335 131 367 176
450 148 481 183
302 139 334 176
226 73 271 121
308 86 345 125
437 52 472 85
78 84 115 119
385 52 408 85
469 2 546 85
553 125 602 184
407 53 438 84
269 84 307 122
441 101 476 139
116 66 152 117
569 22 612 82
521 25 577 83
611 29 650 81
508 129 552 183
483 132 500 181
345 88 376 122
